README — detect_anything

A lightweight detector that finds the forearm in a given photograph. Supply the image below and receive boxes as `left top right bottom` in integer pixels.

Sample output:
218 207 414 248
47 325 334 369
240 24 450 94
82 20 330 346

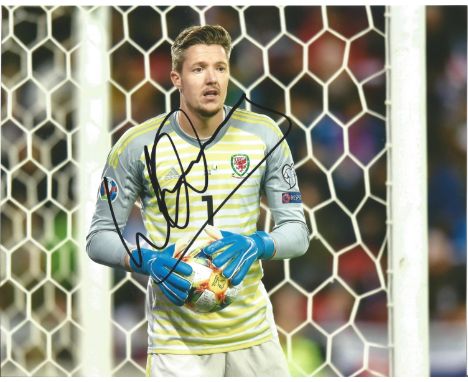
269 220 310 260
86 230 133 271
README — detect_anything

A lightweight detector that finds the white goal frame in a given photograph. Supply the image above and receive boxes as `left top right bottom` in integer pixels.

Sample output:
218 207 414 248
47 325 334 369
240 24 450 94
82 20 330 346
387 5 429 377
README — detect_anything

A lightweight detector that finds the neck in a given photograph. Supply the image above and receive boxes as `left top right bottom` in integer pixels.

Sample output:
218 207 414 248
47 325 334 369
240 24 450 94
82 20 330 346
177 106 224 140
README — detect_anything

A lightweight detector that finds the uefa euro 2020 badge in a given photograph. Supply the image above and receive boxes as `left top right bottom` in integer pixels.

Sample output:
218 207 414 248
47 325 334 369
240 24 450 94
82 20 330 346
98 177 118 202
282 163 297 189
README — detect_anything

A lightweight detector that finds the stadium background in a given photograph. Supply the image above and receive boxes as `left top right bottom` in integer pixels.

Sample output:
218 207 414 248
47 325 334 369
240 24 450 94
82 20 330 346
0 5 466 377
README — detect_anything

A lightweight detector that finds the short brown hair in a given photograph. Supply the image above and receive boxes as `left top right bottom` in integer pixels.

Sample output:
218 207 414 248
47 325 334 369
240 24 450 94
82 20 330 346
171 25 232 72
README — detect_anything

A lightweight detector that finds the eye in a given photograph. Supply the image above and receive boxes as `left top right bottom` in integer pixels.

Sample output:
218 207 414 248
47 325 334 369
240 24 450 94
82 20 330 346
217 66 227 72
193 67 203 73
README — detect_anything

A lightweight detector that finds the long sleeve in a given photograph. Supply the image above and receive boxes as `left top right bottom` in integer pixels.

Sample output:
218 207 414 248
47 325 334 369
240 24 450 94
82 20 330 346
262 121 310 259
86 129 144 270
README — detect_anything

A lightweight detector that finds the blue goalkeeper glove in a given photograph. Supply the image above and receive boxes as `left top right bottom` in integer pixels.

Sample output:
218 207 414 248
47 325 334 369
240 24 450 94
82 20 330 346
129 245 193 306
203 231 275 286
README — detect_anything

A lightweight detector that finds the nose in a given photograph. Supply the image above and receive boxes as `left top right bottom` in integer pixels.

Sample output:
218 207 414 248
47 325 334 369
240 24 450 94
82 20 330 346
205 67 218 84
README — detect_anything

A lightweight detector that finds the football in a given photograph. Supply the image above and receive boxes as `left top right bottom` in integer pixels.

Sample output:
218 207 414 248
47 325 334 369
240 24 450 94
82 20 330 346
174 227 242 313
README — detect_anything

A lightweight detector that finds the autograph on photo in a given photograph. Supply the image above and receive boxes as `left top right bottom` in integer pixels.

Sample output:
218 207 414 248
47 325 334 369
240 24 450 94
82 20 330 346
102 93 292 284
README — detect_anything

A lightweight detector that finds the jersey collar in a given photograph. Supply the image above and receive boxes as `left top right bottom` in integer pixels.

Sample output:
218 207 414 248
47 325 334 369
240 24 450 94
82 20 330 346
171 106 231 149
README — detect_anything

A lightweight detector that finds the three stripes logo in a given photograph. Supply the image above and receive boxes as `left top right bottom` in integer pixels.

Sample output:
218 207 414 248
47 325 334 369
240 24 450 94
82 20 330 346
164 167 180 181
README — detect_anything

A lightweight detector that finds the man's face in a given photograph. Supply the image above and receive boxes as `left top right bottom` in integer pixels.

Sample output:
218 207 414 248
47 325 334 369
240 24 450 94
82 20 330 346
171 44 229 119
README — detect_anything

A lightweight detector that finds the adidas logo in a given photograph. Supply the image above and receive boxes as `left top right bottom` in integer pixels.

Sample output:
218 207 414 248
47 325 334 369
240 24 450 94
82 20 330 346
164 167 180 180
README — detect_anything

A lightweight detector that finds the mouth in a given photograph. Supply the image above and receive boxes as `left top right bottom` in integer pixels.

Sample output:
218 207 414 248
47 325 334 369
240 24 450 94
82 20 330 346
202 89 219 100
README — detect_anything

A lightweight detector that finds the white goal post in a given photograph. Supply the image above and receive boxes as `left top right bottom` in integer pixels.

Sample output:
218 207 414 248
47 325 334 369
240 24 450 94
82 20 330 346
387 5 429 377
77 7 112 377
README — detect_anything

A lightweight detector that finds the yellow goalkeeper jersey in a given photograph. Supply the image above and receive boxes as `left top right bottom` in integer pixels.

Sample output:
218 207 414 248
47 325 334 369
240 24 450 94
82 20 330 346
97 106 306 354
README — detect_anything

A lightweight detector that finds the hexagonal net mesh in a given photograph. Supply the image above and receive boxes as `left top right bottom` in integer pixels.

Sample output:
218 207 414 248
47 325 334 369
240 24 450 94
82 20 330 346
1 5 388 377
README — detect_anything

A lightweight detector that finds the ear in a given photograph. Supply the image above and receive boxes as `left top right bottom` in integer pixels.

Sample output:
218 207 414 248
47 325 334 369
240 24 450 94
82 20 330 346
171 70 182 90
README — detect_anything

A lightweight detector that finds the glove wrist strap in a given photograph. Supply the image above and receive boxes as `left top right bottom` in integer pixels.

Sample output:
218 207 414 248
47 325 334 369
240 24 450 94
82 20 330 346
252 231 275 260
129 249 151 275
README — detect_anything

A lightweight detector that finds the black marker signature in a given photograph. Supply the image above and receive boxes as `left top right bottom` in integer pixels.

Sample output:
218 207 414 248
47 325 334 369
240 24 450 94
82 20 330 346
103 93 291 284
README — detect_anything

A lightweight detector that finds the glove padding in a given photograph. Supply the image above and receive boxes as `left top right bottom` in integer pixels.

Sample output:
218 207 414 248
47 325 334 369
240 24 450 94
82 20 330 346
130 245 192 306
203 230 275 286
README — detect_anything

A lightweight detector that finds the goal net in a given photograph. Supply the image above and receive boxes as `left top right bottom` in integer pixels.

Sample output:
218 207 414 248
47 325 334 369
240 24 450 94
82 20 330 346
1 5 396 377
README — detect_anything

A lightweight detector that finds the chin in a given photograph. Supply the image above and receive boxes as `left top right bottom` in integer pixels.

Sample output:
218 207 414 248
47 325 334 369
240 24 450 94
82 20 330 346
198 105 223 118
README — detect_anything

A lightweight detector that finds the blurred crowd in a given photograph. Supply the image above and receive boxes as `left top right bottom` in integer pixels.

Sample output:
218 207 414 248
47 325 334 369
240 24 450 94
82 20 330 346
425 7 466 376
1 5 466 377
426 6 466 321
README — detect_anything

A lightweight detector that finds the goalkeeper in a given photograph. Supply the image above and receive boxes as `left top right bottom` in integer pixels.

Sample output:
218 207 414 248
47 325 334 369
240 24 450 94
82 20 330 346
86 24 309 377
